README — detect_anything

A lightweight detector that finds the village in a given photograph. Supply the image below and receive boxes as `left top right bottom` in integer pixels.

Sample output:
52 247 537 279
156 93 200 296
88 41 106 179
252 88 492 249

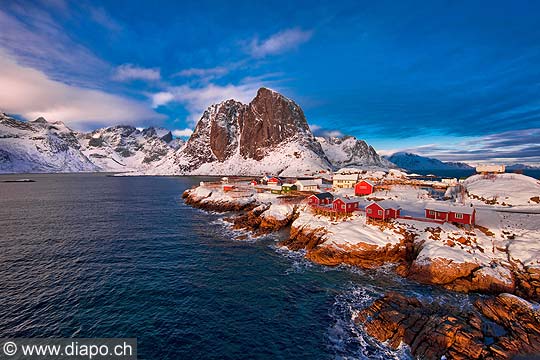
185 163 540 300
218 167 482 227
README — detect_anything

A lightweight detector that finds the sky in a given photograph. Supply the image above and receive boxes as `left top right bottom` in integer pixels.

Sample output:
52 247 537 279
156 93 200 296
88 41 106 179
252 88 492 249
1 0 540 165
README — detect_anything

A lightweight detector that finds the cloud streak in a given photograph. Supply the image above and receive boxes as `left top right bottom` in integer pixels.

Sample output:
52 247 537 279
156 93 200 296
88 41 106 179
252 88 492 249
0 51 163 129
248 28 313 58
113 64 161 82
151 82 263 125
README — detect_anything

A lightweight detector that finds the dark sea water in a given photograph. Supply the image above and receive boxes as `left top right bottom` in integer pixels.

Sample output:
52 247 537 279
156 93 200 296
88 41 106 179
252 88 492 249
0 173 474 359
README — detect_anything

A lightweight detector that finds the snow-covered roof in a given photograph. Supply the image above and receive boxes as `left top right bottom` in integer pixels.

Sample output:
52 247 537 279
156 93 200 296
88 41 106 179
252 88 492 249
311 192 333 200
269 185 282 190
295 180 319 186
367 200 401 210
334 196 359 204
282 183 296 187
425 203 475 214
357 179 375 186
333 174 359 181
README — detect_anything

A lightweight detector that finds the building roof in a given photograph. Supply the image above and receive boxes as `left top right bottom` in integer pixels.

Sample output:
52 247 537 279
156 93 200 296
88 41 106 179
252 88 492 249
295 180 319 187
334 196 359 204
282 183 296 187
269 185 282 191
311 192 334 200
333 174 359 181
357 179 375 186
425 203 475 214
367 200 401 210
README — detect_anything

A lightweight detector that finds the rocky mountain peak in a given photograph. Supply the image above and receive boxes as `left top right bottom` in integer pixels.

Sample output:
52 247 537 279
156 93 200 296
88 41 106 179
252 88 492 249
177 87 329 173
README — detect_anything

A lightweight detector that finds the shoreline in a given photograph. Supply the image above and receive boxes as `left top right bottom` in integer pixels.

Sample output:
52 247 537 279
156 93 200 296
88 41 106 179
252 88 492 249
182 183 540 359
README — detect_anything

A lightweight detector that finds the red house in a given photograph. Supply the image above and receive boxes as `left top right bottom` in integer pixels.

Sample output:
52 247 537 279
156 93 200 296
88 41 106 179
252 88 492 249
355 180 375 196
267 177 282 186
365 201 401 220
333 197 360 213
223 185 235 192
308 192 334 206
249 180 258 186
425 204 476 225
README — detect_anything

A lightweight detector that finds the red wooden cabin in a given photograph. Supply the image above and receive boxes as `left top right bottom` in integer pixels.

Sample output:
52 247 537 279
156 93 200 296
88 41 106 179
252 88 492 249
355 180 375 196
267 177 282 186
332 197 360 213
308 192 334 206
425 204 476 225
365 201 401 220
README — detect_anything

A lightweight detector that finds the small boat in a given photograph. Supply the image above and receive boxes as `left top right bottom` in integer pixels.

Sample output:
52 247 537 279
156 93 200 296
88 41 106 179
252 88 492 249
2 178 36 183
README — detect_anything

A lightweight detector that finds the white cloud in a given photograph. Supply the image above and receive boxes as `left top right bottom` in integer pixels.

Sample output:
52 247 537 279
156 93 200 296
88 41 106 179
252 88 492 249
309 124 343 138
113 64 160 82
0 7 110 87
151 82 262 125
0 51 163 129
152 92 175 108
172 129 194 137
249 28 313 58
176 66 229 78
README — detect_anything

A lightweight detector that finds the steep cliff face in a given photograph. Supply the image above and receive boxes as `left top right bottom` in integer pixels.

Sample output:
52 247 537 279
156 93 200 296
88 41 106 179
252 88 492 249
159 87 332 176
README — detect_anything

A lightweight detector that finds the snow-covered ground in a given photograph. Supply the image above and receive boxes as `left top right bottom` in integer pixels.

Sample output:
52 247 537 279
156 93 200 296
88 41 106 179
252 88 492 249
463 173 540 206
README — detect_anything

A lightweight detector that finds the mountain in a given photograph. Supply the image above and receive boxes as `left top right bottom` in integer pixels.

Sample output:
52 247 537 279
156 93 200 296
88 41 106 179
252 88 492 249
317 135 393 169
0 113 181 173
385 152 473 172
151 88 334 176
77 125 180 171
1 88 390 176
506 163 540 171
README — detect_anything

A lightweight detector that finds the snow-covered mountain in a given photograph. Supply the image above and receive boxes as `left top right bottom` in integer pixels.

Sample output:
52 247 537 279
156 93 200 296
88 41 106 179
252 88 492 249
77 125 181 172
149 88 392 176
1 88 390 175
0 113 181 173
150 88 334 176
317 135 393 169
385 152 473 172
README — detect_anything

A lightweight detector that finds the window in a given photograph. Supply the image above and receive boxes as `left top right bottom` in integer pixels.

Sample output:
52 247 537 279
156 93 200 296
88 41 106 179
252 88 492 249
455 213 463 219
342 204 345 210
367 208 372 214
429 210 434 215
378 210 383 215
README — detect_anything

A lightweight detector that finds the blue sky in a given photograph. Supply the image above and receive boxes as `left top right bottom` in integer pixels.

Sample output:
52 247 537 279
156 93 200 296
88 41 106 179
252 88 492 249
1 0 539 164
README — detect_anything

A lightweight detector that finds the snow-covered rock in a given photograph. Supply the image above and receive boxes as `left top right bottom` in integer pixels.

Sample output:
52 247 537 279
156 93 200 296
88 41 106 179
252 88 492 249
0 113 180 173
317 135 392 170
463 173 540 206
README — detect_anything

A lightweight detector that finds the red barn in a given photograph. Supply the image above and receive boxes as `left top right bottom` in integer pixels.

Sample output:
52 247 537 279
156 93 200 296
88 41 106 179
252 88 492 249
267 177 282 186
308 192 334 206
365 201 401 220
425 204 476 225
332 197 360 213
355 180 375 196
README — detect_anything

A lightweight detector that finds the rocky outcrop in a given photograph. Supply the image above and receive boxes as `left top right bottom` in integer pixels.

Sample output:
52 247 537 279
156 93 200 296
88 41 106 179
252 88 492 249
228 204 299 235
182 188 258 212
167 87 332 175
355 292 540 359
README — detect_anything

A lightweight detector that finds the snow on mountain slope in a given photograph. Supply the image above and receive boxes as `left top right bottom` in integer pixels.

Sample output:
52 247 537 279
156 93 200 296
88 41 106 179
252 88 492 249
317 135 393 169
385 152 473 172
0 113 98 173
463 173 540 206
150 88 333 176
77 125 177 172
0 113 180 173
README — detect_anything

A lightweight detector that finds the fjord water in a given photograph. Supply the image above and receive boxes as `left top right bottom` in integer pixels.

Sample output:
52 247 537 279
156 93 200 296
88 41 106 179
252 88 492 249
0 174 469 359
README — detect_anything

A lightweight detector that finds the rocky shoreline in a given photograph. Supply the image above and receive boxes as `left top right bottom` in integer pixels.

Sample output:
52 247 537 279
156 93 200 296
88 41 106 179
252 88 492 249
183 186 540 359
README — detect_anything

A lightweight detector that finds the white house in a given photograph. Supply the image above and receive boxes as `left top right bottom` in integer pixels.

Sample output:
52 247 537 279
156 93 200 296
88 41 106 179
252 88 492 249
294 180 319 191
332 173 359 189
